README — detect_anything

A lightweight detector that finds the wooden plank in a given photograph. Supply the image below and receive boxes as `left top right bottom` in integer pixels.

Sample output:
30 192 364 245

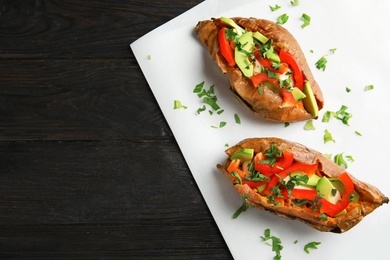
0 59 171 140
0 0 203 59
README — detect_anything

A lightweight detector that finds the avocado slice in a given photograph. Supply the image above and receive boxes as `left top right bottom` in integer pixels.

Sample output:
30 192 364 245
302 81 319 117
220 16 245 35
291 87 306 101
235 32 254 77
329 178 360 203
290 172 320 186
253 31 268 44
316 177 341 204
230 148 254 161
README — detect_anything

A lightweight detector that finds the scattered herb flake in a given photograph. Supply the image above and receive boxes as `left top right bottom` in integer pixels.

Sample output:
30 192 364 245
364 84 374 91
269 4 281 11
315 56 328 71
219 121 227 128
304 242 321 254
304 119 315 130
322 106 352 125
217 109 224 115
276 13 289 25
234 114 241 124
334 153 348 169
147 54 151 60
193 81 205 93
225 143 229 147
355 130 362 136
232 194 251 219
324 129 335 144
291 0 299 6
173 100 187 109
346 155 355 162
301 13 311 28
294 240 298 244
261 229 283 260
285 122 290 127
330 48 337 54
346 87 351 93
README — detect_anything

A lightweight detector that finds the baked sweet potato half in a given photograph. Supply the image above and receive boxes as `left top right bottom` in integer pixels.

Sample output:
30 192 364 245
217 137 388 233
196 17 324 122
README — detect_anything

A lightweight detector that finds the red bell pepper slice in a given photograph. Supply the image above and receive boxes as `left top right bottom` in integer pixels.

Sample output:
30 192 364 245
218 28 236 67
283 188 318 201
279 49 304 90
254 51 289 74
280 88 296 107
242 179 268 189
254 151 294 176
319 172 354 217
250 72 279 89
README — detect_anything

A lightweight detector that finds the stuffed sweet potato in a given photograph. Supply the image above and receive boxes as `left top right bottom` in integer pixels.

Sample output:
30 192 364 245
217 137 388 233
196 17 324 122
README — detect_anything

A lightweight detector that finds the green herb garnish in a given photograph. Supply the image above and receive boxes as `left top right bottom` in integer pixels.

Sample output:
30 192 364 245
330 48 337 54
232 194 251 219
304 242 321 254
269 4 281 11
276 13 289 25
324 129 335 144
334 153 348 169
346 87 351 93
355 131 362 136
364 84 374 91
291 0 299 6
322 105 352 125
234 114 241 124
315 56 327 71
219 121 227 128
301 13 311 28
173 100 187 109
261 229 283 260
304 119 315 130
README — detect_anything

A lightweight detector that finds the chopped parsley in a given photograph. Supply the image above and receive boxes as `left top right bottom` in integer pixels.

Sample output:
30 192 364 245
269 4 281 11
261 229 283 260
173 100 187 109
304 241 321 254
261 143 283 166
276 13 289 25
334 153 348 169
346 87 351 93
291 0 299 6
147 54 151 60
303 119 315 130
301 13 311 28
364 84 374 91
330 48 337 54
322 105 352 125
355 130 362 136
315 56 328 71
232 194 252 219
234 114 241 124
324 129 335 144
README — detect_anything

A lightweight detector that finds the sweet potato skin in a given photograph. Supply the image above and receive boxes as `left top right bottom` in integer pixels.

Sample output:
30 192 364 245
196 17 324 122
217 138 389 233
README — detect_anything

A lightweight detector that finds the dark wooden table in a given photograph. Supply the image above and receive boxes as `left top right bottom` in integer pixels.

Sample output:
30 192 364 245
0 1 232 259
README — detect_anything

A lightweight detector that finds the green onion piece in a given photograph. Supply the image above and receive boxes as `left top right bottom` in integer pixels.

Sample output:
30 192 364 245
324 129 335 144
234 114 241 124
334 153 348 169
276 13 289 25
364 84 374 91
173 100 187 109
322 111 332 123
301 13 311 28
315 56 327 71
291 0 299 6
193 81 204 93
304 119 315 130
269 4 281 11
304 242 321 254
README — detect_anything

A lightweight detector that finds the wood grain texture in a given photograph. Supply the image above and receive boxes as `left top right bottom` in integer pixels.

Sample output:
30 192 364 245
0 0 233 258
